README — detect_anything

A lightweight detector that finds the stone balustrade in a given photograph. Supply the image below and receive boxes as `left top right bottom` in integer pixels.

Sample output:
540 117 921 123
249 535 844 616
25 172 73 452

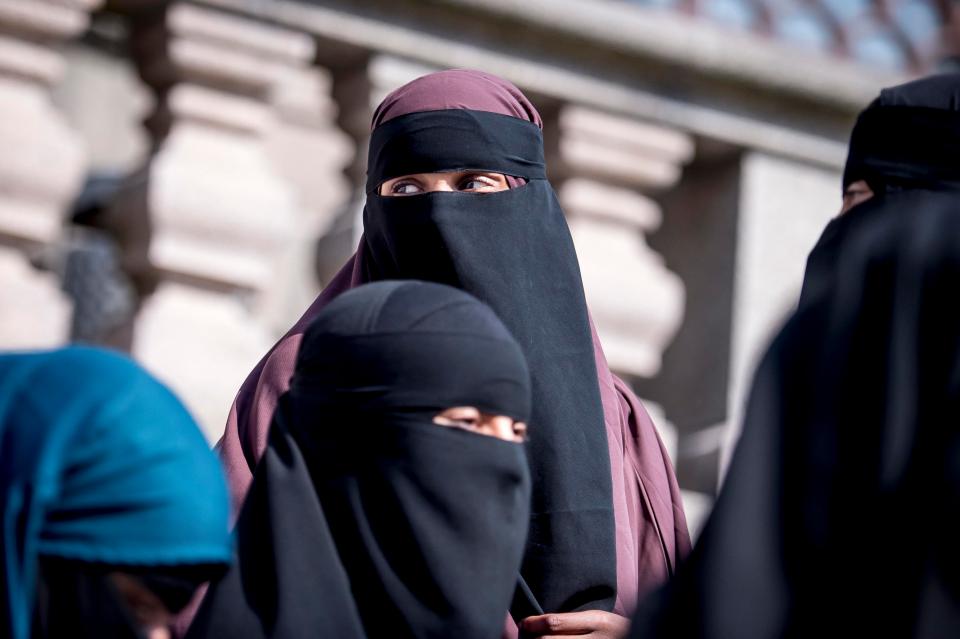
0 0 101 347
554 106 692 379
109 1 320 440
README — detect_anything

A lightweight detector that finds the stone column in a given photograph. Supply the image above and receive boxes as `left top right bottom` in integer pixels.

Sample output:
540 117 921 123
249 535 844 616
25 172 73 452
115 2 317 441
553 106 689 380
264 65 353 329
315 55 436 284
314 55 373 285
0 0 101 347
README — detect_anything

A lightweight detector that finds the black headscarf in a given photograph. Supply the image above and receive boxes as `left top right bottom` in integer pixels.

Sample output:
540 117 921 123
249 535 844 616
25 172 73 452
631 77 960 639
189 280 534 639
803 72 960 307
364 107 616 616
842 72 960 195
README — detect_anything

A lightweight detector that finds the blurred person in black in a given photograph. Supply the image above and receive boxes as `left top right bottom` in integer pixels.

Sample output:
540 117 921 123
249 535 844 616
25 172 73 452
630 73 960 638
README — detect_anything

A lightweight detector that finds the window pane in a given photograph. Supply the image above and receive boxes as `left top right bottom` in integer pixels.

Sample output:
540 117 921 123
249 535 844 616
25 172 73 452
774 7 833 52
701 0 759 30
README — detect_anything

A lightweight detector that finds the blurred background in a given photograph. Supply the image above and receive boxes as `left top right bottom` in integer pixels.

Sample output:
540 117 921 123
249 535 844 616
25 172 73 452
1 0 954 537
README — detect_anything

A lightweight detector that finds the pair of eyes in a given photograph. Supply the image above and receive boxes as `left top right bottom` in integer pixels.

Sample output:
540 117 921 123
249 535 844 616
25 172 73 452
382 172 509 196
845 185 872 198
433 407 528 442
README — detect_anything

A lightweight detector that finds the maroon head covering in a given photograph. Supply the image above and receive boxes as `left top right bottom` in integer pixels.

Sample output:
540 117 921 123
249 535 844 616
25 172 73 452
372 69 543 129
371 69 539 189
214 69 689 630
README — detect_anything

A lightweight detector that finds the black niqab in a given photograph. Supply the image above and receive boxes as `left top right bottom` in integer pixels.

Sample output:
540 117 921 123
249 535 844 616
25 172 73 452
363 108 616 615
189 281 533 639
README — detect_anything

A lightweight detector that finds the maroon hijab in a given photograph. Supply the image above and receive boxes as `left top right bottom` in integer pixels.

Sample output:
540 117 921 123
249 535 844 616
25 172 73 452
217 69 689 621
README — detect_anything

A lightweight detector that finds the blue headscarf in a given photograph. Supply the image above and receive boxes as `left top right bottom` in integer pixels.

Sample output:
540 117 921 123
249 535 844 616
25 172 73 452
0 347 231 639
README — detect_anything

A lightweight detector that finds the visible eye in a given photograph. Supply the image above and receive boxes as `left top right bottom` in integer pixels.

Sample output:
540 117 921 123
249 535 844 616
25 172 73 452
433 406 482 430
390 181 423 195
513 422 528 441
839 179 875 215
446 414 481 428
461 178 491 191
458 173 504 192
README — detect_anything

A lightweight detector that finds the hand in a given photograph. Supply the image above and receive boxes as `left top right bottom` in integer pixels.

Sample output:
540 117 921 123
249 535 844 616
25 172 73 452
520 610 630 638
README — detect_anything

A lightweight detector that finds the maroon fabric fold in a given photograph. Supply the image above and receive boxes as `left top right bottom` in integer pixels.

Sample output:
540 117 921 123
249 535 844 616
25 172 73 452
213 70 689 631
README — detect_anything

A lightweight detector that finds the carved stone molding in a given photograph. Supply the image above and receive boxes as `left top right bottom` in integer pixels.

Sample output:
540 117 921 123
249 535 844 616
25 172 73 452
123 3 315 292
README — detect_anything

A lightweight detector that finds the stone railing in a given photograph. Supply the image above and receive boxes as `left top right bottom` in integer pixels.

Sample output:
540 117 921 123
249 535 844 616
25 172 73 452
0 0 101 347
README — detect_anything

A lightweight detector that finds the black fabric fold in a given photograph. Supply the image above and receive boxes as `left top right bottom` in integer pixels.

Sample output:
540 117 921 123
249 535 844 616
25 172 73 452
366 109 546 192
362 111 617 613
842 106 960 193
842 72 960 193
291 333 529 422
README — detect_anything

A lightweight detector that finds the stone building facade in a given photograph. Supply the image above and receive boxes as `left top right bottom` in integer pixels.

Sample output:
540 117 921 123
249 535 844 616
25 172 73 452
1 0 949 534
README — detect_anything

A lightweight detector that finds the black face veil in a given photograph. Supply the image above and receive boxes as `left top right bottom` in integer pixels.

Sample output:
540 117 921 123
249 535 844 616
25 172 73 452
189 281 534 639
362 108 617 615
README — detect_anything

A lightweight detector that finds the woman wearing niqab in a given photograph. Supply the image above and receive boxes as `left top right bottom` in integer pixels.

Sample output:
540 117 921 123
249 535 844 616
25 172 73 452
188 281 533 639
217 69 689 630
630 73 960 638
0 347 231 639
